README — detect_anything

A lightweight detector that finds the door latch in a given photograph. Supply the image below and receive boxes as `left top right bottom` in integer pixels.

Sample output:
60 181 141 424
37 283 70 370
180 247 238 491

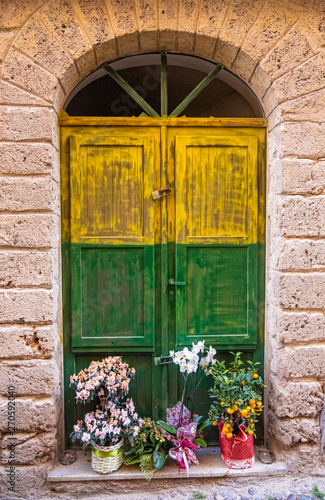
152 187 172 200
154 355 173 366
168 278 186 286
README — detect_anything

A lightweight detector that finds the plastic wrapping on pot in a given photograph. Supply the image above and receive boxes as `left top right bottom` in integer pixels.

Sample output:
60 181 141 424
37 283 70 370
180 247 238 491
218 421 255 469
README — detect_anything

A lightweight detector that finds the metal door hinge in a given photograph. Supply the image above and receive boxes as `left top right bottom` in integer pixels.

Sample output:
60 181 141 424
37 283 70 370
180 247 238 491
154 355 173 366
152 187 172 200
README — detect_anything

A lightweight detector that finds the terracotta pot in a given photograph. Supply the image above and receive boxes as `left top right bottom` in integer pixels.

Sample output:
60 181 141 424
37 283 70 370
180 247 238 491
218 422 255 469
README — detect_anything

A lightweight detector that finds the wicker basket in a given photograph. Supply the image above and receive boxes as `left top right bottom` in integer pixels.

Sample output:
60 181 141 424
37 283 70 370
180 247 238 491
91 439 123 474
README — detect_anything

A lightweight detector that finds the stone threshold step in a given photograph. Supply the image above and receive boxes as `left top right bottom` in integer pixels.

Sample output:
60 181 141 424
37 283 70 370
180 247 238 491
48 447 287 482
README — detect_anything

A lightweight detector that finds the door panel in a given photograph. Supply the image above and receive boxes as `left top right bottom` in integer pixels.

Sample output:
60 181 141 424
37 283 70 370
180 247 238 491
69 130 159 349
169 130 259 348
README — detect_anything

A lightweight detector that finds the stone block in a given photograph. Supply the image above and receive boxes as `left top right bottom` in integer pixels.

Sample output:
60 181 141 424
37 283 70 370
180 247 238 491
105 0 138 37
139 30 158 52
269 410 321 446
0 106 57 143
2 48 59 105
0 464 49 497
218 0 263 52
73 0 115 51
282 196 325 237
0 360 57 396
40 0 95 77
0 324 57 358
134 0 158 33
177 31 195 53
260 20 317 81
263 85 279 117
269 374 323 417
282 122 325 158
2 431 56 465
0 396 58 431
116 32 139 58
0 81 48 106
0 143 55 176
196 0 229 41
0 0 43 29
13 16 76 83
0 290 54 323
231 50 256 82
280 240 325 270
0 214 56 248
0 177 54 212
280 88 325 123
179 0 200 37
279 312 325 343
0 251 52 287
214 40 238 67
273 53 325 103
242 3 298 62
250 65 271 100
158 0 178 33
280 273 325 309
0 30 16 62
282 159 325 195
272 345 325 378
194 34 215 61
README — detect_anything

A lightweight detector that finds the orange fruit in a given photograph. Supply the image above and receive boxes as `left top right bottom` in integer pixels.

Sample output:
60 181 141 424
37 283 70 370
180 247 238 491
212 420 218 426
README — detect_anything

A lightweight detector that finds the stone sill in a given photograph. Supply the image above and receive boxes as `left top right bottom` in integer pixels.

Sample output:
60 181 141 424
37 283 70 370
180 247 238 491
48 447 287 482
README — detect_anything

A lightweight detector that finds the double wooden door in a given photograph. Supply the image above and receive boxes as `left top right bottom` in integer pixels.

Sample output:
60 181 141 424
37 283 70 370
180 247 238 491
61 119 265 440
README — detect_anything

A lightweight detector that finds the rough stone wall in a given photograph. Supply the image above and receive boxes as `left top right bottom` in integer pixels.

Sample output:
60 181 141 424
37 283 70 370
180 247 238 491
0 0 325 497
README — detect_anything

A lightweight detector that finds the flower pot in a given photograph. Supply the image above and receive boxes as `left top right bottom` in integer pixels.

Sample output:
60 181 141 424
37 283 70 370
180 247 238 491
218 422 254 469
91 439 123 474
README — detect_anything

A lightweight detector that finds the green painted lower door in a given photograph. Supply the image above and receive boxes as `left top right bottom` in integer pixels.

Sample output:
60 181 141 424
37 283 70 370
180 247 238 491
61 122 265 445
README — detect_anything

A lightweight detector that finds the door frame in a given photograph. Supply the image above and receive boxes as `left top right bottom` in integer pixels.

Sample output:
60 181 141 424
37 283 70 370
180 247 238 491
60 115 266 444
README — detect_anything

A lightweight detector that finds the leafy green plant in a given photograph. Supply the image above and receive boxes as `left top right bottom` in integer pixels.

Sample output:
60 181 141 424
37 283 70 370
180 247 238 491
312 485 325 499
190 493 207 500
124 417 170 480
209 352 265 438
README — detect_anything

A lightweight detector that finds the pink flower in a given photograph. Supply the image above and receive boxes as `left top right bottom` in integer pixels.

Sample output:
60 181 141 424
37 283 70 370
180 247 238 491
81 432 91 443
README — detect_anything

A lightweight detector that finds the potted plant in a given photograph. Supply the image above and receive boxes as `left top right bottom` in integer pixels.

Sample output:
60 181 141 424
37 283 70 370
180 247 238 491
157 341 215 475
208 352 265 469
123 417 170 480
69 356 139 474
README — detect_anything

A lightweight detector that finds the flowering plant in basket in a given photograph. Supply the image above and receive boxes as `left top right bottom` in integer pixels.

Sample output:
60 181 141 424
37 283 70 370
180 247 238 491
69 357 140 450
208 352 265 469
157 341 215 474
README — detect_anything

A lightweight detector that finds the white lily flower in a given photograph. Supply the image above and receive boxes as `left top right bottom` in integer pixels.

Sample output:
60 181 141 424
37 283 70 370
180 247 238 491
180 359 189 373
197 340 205 352
209 346 216 356
169 350 175 358
191 343 200 355
182 347 191 360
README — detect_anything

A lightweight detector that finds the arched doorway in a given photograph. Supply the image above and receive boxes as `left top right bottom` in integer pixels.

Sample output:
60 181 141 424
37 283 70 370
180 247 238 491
61 53 266 444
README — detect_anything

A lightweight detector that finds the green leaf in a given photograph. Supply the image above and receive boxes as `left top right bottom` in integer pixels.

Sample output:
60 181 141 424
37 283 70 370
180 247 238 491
194 437 207 448
153 449 167 469
197 419 211 432
157 421 177 435
125 455 141 465
194 415 203 424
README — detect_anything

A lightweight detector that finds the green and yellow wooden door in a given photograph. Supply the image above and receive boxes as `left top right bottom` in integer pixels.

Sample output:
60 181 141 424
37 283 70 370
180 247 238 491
61 120 265 443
